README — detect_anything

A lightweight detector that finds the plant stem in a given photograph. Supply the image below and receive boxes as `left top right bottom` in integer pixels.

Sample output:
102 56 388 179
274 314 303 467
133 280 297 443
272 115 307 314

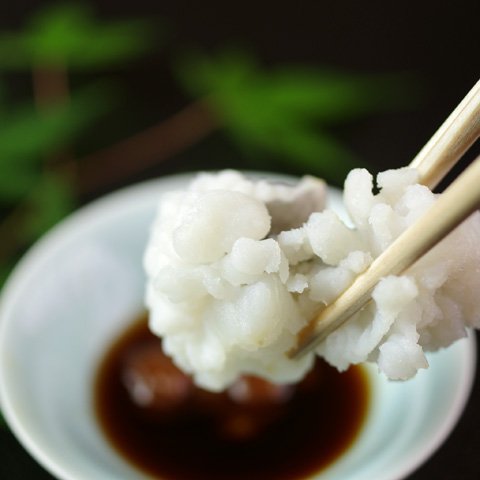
32 64 70 110
32 64 77 172
0 65 75 265
0 97 219 266
77 98 220 196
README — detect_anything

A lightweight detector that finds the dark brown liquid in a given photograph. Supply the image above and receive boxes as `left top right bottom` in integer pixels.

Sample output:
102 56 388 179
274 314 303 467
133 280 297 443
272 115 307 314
94 314 370 480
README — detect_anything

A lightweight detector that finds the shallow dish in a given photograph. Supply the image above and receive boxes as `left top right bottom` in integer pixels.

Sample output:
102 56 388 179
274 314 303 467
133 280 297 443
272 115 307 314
0 173 476 480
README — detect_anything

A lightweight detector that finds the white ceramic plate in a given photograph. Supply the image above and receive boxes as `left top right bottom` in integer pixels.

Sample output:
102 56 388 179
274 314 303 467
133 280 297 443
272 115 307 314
0 174 476 480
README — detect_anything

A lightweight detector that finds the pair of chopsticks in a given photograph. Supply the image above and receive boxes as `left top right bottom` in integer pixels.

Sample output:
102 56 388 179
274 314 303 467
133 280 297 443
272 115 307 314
291 79 480 359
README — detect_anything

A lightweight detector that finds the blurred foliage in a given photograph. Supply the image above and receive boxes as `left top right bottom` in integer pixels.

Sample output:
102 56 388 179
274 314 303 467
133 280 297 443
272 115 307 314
0 3 155 69
0 1 156 256
0 4 416 293
177 50 414 183
0 83 116 202
0 82 118 303
0 2 157 309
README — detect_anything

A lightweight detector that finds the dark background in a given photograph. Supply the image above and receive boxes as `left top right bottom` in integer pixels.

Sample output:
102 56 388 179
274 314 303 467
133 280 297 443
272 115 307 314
1 0 479 478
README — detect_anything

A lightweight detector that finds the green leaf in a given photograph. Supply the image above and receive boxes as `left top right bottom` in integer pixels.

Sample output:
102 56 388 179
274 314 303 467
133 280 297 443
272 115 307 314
0 82 116 158
0 33 31 70
177 51 414 182
230 118 359 184
0 82 116 202
252 69 406 123
0 3 155 70
178 50 257 97
20 173 74 242
0 163 38 202
273 130 362 183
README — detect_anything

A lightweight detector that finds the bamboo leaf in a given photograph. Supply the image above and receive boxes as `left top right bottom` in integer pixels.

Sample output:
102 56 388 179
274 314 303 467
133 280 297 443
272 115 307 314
253 69 409 123
177 51 414 182
230 119 360 185
271 130 361 183
0 3 155 70
0 33 30 69
0 82 116 202
0 83 116 158
0 163 38 202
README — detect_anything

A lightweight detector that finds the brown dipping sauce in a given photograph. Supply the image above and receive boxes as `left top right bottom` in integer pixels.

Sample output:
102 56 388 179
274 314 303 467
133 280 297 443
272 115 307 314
94 314 370 480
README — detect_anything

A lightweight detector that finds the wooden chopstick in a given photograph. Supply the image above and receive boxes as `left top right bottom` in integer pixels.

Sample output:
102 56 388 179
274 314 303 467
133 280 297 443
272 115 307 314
291 155 480 358
409 79 480 189
291 80 480 358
